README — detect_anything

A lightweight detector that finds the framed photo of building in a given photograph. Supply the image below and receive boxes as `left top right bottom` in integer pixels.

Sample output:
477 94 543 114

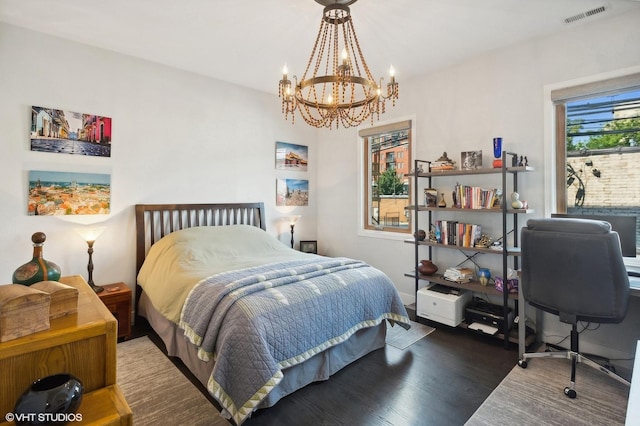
31 106 112 157
275 142 308 171
300 240 318 254
276 178 309 206
461 150 482 170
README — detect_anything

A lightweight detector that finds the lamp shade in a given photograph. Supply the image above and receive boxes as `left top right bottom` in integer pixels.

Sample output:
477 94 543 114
289 215 301 226
76 226 106 242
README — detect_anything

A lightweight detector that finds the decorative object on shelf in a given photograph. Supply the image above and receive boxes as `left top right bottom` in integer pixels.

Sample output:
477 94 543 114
495 268 519 294
431 152 456 171
278 0 399 129
13 232 61 286
76 226 106 293
492 137 503 168
288 215 301 249
477 268 491 286
417 260 438 276
461 150 482 170
438 193 447 208
14 373 83 425
30 281 78 319
475 234 493 248
433 223 442 243
0 284 51 342
424 188 437 207
299 240 318 254
414 229 426 241
443 267 473 283
510 192 524 209
410 163 424 175
493 188 503 208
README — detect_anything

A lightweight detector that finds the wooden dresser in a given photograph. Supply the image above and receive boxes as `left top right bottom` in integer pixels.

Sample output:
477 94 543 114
0 275 132 425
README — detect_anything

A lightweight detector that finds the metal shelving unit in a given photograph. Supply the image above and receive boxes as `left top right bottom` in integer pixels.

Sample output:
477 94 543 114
407 151 534 348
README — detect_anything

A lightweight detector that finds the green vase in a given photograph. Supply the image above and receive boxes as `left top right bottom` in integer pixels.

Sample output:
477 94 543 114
13 232 61 285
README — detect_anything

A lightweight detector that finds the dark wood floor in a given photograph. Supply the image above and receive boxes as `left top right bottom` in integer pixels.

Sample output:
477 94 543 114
132 316 519 426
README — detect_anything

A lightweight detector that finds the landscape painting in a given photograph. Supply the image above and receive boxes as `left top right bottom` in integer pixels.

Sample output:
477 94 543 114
31 106 112 157
28 170 111 216
276 178 309 206
275 142 308 171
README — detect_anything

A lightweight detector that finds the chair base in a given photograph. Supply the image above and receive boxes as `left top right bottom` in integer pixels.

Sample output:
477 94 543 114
518 349 630 398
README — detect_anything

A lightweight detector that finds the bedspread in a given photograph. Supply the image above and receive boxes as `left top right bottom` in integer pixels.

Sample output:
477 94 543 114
179 257 410 425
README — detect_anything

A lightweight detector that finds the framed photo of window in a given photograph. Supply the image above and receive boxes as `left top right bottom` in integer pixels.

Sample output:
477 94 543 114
300 240 318 254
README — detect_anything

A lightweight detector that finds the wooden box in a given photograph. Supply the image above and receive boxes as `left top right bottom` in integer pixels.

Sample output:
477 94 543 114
32 280 79 319
0 284 51 342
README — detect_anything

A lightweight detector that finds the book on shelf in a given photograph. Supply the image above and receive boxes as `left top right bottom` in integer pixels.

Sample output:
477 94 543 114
434 220 481 248
452 183 499 209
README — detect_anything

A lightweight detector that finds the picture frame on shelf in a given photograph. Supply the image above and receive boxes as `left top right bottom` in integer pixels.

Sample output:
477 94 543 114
299 240 318 254
461 150 482 170
424 188 438 207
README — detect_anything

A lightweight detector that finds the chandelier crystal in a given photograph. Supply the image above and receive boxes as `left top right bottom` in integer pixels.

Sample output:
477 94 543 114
278 0 399 129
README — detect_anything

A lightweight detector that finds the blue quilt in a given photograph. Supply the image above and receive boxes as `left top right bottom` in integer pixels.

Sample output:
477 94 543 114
179 257 410 424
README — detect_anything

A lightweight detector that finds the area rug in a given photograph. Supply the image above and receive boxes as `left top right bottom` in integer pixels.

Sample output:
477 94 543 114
466 357 630 425
117 336 230 426
386 320 435 350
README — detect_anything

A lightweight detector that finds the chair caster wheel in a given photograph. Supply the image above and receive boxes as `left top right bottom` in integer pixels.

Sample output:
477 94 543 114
564 387 577 399
518 359 527 368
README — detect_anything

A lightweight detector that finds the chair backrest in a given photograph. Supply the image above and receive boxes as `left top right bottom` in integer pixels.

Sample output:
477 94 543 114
521 218 630 325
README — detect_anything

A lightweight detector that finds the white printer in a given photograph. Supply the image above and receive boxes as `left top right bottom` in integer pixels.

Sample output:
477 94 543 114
417 283 472 327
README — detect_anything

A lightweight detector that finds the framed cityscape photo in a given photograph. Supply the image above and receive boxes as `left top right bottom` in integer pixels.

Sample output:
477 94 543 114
31 106 112 157
28 170 111 215
276 178 309 206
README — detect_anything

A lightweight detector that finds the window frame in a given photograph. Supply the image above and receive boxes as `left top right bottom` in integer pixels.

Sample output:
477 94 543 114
358 116 416 240
550 71 640 263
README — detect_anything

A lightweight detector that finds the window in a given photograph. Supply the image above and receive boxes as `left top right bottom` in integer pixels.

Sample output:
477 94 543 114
360 120 412 234
553 74 640 257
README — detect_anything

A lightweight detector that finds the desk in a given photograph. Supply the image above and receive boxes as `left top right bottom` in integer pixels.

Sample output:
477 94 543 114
626 340 640 425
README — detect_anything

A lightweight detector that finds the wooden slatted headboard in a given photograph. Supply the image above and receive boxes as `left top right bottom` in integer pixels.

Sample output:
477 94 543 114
135 202 266 275
134 202 265 317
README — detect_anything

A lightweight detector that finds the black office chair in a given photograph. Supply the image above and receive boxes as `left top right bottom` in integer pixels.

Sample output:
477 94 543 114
518 218 631 398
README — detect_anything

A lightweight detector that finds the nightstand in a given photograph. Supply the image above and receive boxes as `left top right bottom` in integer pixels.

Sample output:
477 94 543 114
98 283 132 340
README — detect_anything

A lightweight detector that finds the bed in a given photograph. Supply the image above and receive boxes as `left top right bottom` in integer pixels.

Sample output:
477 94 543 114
135 202 410 425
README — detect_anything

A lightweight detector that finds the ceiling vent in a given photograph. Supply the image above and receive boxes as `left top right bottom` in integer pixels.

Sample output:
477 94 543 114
564 6 607 24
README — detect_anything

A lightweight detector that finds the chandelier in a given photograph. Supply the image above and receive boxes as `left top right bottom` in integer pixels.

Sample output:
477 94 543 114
278 0 399 129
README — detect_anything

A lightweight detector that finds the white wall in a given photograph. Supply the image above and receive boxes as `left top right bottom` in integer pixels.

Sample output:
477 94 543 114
2 9 640 367
0 23 317 292
317 9 640 366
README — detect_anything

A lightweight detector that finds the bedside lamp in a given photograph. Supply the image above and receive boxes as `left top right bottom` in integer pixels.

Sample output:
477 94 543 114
289 215 301 249
76 226 106 293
